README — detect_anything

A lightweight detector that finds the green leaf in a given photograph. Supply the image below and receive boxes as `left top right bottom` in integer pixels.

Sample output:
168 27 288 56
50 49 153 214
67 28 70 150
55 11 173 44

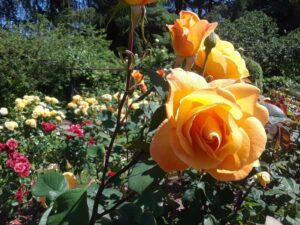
106 1 127 29
260 102 291 124
47 188 89 225
147 70 169 101
38 205 53 225
149 105 166 131
265 216 283 225
128 161 164 194
204 214 218 225
138 189 165 216
32 171 68 201
281 177 299 195
119 203 142 224
87 145 105 158
136 212 157 225
183 188 196 204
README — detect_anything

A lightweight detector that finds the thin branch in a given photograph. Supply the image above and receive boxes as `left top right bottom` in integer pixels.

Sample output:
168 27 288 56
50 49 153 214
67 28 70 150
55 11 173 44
105 150 144 186
88 28 135 225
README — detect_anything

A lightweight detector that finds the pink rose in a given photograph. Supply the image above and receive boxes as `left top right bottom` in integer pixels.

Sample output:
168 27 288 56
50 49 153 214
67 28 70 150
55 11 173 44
6 151 30 177
65 124 84 139
6 139 19 151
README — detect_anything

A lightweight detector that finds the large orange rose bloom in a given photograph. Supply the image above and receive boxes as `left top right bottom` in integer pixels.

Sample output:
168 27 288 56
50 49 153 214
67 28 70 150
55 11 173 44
195 36 249 80
124 0 155 5
167 11 217 58
150 69 269 181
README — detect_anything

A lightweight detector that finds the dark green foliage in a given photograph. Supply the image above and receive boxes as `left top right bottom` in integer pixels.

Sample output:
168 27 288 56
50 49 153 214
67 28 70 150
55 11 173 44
0 15 122 105
217 10 300 79
245 57 263 91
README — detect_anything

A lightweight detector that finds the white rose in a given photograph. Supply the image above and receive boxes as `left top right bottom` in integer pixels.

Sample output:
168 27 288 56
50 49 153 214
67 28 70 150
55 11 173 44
0 107 8 116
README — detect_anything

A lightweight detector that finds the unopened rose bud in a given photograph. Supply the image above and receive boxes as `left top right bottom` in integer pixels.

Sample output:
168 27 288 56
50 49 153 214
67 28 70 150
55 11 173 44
204 32 217 55
140 81 147 94
256 171 271 188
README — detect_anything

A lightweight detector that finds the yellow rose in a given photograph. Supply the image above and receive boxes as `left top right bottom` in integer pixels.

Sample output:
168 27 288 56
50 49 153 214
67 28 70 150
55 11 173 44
57 111 65 119
81 107 89 115
256 171 271 188
4 121 18 131
67 102 77 109
42 108 50 118
15 100 27 111
167 11 217 58
45 97 59 104
195 36 249 80
85 97 97 104
50 110 58 117
74 109 81 115
78 101 89 108
150 69 269 181
72 95 83 103
45 96 52 103
32 105 45 118
55 116 62 122
25 119 37 128
101 94 112 102
124 0 155 5
131 103 140 110
95 119 102 126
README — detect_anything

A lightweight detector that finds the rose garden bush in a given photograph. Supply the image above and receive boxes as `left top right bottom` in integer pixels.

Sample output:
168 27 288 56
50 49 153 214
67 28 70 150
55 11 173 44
0 1 299 225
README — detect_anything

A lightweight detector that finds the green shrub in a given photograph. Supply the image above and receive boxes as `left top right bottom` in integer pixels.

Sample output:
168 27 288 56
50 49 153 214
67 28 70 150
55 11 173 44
0 16 122 105
245 57 264 91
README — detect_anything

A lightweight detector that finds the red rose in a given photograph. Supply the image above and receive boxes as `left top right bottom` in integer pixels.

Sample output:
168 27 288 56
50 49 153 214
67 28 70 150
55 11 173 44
81 120 93 126
42 122 57 133
0 143 7 152
107 170 116 177
88 137 95 145
15 184 28 203
15 188 24 202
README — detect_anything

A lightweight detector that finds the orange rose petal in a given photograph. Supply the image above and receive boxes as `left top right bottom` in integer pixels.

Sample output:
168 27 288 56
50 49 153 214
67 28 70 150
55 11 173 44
225 57 244 79
150 119 188 171
179 104 224 156
239 117 267 164
226 83 269 125
253 103 269 126
169 23 194 57
168 11 217 57
170 128 221 170
186 21 204 55
177 88 242 121
208 163 254 181
208 79 237 88
195 49 206 68
166 69 208 122
204 49 227 79
179 11 201 23
217 128 250 170
213 110 243 159
202 22 218 42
